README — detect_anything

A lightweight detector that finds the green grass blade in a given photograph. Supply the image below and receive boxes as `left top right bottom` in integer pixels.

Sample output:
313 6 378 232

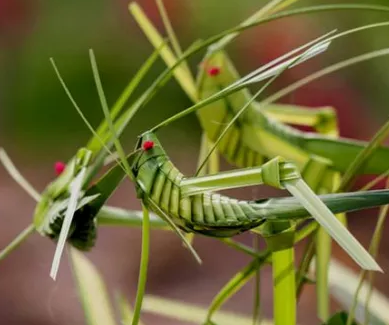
50 58 117 167
359 168 389 191
0 148 41 260
347 182 389 325
294 222 318 243
205 253 270 323
89 51 151 325
69 248 117 325
131 203 150 325
0 148 41 202
219 238 265 258
210 5 389 47
296 238 315 298
253 20 389 90
311 259 389 325
50 167 87 280
87 41 167 153
196 132 211 176
89 50 132 176
252 235 261 325
146 199 202 263
243 40 331 85
0 224 35 261
116 293 145 325
54 50 135 199
339 119 389 191
273 248 296 325
261 47 389 108
316 226 331 320
364 204 389 325
155 0 182 57
224 30 334 94
152 36 331 132
155 0 194 84
209 0 298 52
142 295 275 325
207 139 220 174
285 179 381 271
87 49 201 264
301 158 338 321
129 2 197 101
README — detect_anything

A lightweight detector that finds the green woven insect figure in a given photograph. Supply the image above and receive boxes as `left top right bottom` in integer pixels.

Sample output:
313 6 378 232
129 1 389 322
0 44 176 279
131 0 389 185
2 4 389 325
123 130 389 245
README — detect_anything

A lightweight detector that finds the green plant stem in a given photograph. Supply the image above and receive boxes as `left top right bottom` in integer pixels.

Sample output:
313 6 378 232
131 203 150 325
0 149 41 202
296 238 316 299
0 224 35 261
96 206 167 228
339 120 389 191
252 235 261 325
273 247 296 325
347 191 389 325
205 252 270 323
219 238 266 258
294 222 318 243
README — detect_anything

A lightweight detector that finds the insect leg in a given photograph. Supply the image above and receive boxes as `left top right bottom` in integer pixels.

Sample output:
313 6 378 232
262 104 338 136
181 157 380 271
298 156 339 320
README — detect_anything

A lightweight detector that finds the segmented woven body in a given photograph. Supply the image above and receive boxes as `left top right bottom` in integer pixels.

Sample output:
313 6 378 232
197 51 309 168
133 151 270 237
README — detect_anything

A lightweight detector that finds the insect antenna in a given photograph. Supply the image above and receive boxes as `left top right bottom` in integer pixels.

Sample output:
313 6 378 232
0 148 40 260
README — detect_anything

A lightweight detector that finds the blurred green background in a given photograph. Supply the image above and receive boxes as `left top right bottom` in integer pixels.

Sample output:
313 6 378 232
2 0 389 158
1 1 389 324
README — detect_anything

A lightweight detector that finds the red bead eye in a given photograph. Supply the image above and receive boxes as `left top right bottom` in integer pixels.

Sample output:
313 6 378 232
142 141 154 151
207 66 221 77
54 161 66 175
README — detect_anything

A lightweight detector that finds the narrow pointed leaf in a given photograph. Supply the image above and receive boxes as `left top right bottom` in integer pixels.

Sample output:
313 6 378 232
339 119 389 191
262 47 389 109
69 248 117 325
155 0 194 84
0 148 41 202
0 224 35 261
285 179 381 271
206 254 270 322
209 0 298 52
129 2 197 101
88 44 164 154
311 259 389 325
151 33 332 131
50 167 87 280
143 295 275 325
